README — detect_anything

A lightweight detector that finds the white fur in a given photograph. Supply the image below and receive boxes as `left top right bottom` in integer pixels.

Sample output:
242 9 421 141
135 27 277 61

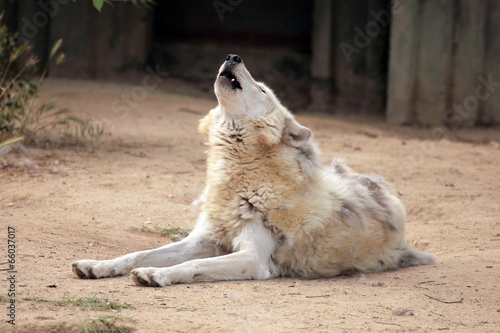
72 56 436 287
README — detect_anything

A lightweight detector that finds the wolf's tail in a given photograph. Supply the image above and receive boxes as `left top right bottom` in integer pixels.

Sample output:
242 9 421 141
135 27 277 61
398 246 437 268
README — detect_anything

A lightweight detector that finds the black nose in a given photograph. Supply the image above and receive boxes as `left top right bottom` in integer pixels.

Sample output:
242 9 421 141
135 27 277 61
226 54 242 64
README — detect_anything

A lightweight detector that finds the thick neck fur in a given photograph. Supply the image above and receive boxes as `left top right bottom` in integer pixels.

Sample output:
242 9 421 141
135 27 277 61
200 107 306 221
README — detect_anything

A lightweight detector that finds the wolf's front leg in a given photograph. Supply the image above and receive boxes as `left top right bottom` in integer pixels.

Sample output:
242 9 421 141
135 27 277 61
72 221 216 279
131 220 277 286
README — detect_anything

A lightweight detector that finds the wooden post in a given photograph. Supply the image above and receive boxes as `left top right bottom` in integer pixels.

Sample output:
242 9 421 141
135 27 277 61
445 0 487 128
310 0 334 111
386 0 419 125
484 0 500 126
415 0 454 127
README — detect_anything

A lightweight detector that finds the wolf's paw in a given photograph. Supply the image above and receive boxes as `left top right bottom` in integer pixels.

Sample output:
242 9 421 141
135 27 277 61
130 268 171 287
72 260 122 279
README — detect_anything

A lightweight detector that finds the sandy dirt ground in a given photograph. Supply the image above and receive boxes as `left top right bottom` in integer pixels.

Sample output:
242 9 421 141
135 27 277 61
1 78 499 333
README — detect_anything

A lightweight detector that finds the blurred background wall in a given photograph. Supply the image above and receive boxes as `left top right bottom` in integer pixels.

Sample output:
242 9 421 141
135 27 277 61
2 0 499 128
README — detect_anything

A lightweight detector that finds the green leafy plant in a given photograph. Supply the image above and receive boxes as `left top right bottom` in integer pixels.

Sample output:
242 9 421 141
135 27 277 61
1 17 62 143
80 315 136 333
0 14 105 151
63 115 106 152
23 296 133 311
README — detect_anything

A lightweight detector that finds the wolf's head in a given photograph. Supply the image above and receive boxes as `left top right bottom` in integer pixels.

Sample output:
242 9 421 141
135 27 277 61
214 54 285 118
214 54 314 149
209 54 320 178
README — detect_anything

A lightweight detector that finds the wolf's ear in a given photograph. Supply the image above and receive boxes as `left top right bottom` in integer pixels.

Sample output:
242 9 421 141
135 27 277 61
282 117 312 148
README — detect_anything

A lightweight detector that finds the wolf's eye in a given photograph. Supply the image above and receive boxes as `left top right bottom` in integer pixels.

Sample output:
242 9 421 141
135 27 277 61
260 88 267 94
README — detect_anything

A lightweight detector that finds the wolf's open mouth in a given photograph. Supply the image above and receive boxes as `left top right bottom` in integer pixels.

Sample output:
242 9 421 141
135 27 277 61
219 70 242 90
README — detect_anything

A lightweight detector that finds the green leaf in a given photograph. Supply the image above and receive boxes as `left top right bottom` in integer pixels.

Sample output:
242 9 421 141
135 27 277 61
50 108 69 116
0 136 24 149
56 53 65 65
49 39 62 60
92 0 104 12
67 116 85 124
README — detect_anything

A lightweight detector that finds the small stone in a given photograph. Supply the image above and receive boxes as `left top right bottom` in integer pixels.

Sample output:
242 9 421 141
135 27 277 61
393 308 414 316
